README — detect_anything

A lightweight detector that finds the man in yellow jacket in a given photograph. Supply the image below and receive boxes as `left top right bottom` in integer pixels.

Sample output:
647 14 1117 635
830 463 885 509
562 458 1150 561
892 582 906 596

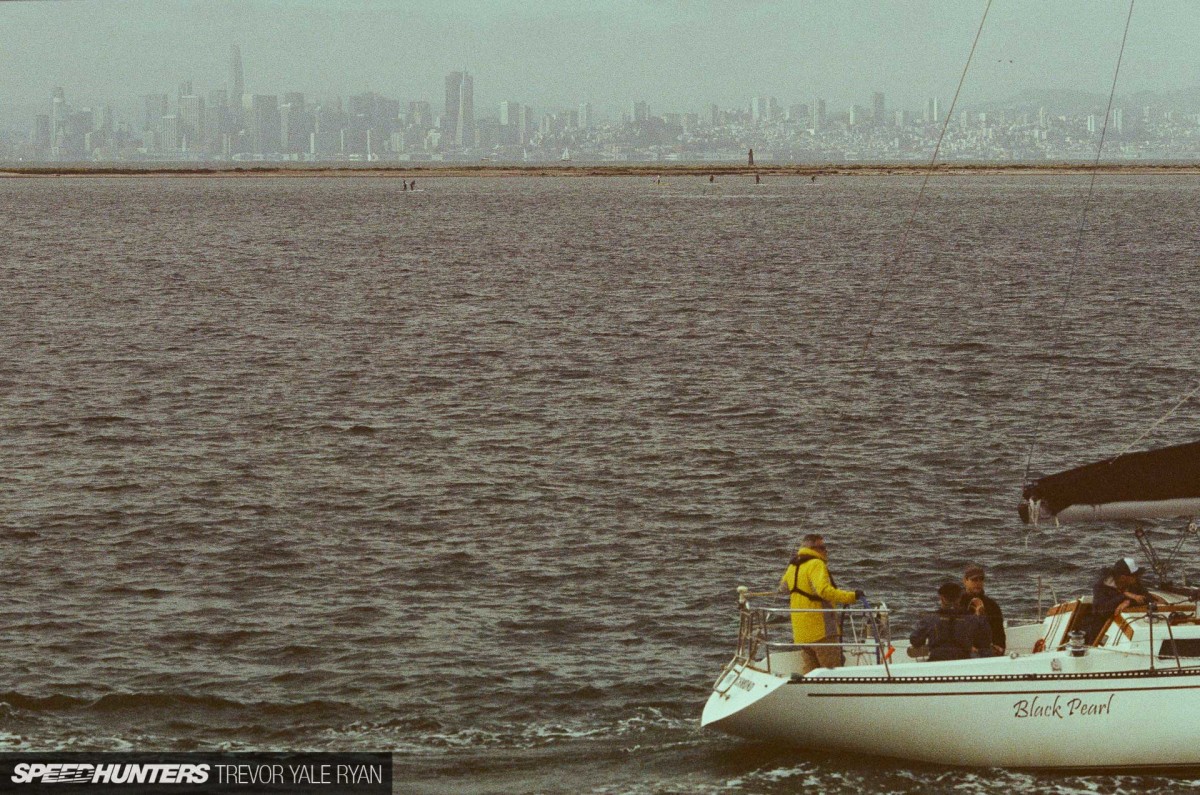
778 533 863 675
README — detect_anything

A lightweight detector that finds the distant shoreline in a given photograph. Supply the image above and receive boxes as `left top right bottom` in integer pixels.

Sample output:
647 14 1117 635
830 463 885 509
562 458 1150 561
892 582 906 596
2 162 1200 178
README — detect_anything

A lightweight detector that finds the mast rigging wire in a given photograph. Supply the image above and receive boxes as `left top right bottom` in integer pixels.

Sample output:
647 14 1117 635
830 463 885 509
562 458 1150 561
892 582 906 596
1020 0 1136 484
861 0 993 353
800 0 992 513
1117 381 1200 458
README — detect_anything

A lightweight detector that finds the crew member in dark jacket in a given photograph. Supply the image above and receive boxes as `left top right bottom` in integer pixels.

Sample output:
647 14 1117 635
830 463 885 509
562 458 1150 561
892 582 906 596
1084 557 1159 644
910 582 993 661
959 564 1005 654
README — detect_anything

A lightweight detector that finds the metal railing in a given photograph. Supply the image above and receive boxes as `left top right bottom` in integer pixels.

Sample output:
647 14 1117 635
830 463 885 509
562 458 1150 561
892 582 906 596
716 586 893 686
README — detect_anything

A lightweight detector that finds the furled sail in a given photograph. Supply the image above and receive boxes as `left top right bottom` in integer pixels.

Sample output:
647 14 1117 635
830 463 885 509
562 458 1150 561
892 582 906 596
1019 440 1200 524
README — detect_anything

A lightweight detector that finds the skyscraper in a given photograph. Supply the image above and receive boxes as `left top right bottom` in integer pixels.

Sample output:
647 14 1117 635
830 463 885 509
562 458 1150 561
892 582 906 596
456 73 474 147
247 95 280 155
33 115 51 152
926 97 941 124
142 94 168 132
499 100 518 127
444 71 474 147
50 87 67 139
280 93 310 153
161 114 179 151
207 89 229 153
229 45 245 128
407 101 432 130
872 92 886 126
179 94 205 151
578 102 593 130
751 96 767 124
517 104 534 146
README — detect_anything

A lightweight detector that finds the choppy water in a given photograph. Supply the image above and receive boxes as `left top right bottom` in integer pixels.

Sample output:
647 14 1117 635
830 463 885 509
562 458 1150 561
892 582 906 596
1 174 1199 793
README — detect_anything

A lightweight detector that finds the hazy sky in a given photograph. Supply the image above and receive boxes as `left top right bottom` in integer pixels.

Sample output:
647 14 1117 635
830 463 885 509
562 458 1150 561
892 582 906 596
3 0 1200 122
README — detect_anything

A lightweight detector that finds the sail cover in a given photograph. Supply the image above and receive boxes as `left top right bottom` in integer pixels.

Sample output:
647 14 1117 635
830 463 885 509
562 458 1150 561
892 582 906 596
1020 440 1200 524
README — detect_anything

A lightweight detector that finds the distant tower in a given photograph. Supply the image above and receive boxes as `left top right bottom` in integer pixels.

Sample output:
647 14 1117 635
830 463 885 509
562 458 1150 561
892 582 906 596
444 71 475 147
813 97 826 129
142 94 168 132
872 92 886 126
578 102 593 130
751 96 766 124
179 94 205 151
248 94 280 155
50 87 67 135
456 72 474 147
518 104 533 146
444 72 461 134
230 46 244 102
926 97 941 124
229 45 245 127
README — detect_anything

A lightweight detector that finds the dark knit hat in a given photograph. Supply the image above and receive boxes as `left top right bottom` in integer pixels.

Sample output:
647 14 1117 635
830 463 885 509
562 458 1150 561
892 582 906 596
938 581 963 600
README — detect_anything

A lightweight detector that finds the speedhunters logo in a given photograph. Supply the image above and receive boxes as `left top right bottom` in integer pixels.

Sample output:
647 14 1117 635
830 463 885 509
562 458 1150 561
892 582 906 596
11 764 209 784
0 753 391 793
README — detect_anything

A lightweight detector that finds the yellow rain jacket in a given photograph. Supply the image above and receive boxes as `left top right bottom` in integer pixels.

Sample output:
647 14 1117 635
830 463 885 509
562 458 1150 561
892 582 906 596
779 546 858 644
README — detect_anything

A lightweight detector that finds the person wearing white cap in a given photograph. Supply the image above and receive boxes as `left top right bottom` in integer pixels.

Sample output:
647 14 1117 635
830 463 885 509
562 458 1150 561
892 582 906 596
1083 557 1161 644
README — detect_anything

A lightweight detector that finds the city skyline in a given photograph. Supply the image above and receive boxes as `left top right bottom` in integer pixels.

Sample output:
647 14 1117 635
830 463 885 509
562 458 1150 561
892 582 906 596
5 0 1200 127
14 54 1200 165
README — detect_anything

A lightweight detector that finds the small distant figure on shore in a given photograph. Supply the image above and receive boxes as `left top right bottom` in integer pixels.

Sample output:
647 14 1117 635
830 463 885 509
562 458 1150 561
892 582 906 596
402 180 408 191
748 148 754 166
708 174 714 183
811 174 817 182
410 180 417 190
755 173 761 184
655 175 661 184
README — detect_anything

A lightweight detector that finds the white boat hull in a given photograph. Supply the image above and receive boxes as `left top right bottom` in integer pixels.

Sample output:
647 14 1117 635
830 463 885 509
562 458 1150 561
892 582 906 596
704 653 1200 768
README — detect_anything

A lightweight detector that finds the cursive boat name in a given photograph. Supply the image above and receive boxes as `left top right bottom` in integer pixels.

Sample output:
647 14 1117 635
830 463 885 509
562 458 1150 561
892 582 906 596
1012 693 1114 719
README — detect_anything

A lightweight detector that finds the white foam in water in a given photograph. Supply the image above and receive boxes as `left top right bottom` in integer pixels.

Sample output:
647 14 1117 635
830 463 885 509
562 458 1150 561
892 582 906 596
322 706 693 756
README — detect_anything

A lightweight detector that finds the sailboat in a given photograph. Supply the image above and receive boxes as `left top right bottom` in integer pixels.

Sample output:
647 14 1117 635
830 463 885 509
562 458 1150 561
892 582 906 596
702 445 1200 768
701 2 1200 769
561 147 571 162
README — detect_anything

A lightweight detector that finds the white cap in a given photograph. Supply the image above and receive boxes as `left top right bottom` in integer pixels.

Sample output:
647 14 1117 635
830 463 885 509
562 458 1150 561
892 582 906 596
1114 557 1140 576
